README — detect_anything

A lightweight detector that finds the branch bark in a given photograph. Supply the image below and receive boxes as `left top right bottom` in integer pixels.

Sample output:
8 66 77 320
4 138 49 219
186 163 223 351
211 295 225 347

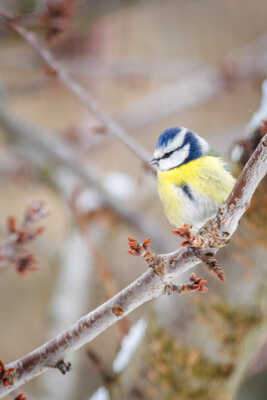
0 134 266 398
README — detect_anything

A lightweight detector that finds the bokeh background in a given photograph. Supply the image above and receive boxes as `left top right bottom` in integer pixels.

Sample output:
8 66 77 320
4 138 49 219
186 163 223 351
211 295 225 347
0 0 266 399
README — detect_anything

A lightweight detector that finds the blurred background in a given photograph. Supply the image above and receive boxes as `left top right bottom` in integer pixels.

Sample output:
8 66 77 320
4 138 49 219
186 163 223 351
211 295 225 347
0 0 266 399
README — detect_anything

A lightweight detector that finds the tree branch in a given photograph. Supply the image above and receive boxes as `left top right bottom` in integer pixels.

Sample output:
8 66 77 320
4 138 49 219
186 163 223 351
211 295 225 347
0 133 266 398
1 11 267 149
0 201 48 274
0 98 169 251
0 9 153 170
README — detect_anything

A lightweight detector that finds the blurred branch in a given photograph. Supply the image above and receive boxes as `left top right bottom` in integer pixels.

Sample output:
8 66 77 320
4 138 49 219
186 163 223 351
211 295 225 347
43 229 93 399
70 187 131 340
118 34 267 129
40 0 77 43
1 11 267 135
230 79 267 162
247 79 267 134
228 79 267 383
67 57 199 80
89 387 110 400
0 10 153 170
0 149 31 178
89 318 147 399
0 201 48 274
112 318 147 374
120 67 220 129
0 98 169 251
0 133 266 397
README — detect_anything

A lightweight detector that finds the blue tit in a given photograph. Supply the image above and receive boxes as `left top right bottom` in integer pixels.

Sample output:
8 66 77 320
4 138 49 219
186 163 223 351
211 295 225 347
151 127 236 230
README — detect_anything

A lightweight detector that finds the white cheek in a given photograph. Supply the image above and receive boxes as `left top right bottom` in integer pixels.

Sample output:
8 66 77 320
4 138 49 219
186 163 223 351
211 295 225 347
154 127 188 159
195 134 209 154
159 143 190 170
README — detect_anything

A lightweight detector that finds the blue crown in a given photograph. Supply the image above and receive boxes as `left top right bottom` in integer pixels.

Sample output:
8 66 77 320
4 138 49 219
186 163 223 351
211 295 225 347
154 126 209 167
156 127 182 148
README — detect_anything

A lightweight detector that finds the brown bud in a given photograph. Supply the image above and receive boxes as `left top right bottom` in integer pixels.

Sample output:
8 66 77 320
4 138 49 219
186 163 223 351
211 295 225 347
112 305 124 316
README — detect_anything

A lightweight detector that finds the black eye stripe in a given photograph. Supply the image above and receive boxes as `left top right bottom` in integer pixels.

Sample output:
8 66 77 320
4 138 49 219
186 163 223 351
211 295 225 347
156 133 190 161
158 144 187 161
160 149 175 160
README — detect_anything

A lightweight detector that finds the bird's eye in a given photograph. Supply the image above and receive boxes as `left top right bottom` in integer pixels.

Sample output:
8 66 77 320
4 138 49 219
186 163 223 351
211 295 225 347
161 149 175 160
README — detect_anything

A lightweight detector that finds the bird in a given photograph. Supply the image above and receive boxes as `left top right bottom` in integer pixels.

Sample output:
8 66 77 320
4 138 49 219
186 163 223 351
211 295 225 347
150 126 236 230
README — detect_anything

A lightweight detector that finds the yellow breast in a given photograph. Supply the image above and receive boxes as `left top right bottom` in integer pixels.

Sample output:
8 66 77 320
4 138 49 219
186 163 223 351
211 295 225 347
157 156 235 227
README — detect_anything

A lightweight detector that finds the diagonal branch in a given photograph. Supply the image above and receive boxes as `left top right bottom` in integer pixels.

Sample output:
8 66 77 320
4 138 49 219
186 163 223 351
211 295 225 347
0 98 169 251
0 134 266 398
0 9 153 170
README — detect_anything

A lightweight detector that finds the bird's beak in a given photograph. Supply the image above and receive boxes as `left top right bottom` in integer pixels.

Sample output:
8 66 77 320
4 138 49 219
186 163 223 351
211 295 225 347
150 158 158 166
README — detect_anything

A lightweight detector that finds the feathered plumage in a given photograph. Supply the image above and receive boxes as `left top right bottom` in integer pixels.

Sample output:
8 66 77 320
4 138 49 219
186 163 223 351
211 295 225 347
151 127 235 228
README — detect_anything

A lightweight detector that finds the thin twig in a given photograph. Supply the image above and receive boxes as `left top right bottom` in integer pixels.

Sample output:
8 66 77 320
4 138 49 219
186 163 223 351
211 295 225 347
0 133 266 397
0 201 48 274
0 99 169 251
0 9 153 170
1 11 267 137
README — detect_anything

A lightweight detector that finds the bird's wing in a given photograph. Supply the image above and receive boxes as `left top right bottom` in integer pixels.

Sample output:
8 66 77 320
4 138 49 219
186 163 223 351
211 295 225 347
196 161 235 203
207 150 231 172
